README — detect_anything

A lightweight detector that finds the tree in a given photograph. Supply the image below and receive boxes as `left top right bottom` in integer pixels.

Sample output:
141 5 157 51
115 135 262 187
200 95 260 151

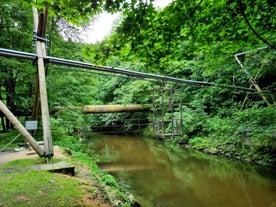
0 0 35 131
23 0 155 24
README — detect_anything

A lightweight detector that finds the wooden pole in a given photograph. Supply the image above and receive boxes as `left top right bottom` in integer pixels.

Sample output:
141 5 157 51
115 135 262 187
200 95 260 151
37 41 54 158
33 7 53 162
235 53 271 109
240 71 259 110
32 6 38 32
250 79 270 106
0 100 44 156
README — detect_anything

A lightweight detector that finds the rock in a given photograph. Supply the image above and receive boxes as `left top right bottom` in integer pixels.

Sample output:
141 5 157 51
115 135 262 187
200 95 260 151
131 201 141 207
244 158 252 162
113 199 121 206
26 151 36 156
128 194 135 201
234 152 240 156
225 152 231 157
197 147 205 151
14 148 23 152
64 148 72 155
184 144 191 149
205 147 218 155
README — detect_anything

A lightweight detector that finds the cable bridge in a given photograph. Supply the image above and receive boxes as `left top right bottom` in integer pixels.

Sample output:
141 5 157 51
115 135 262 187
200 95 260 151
0 7 269 163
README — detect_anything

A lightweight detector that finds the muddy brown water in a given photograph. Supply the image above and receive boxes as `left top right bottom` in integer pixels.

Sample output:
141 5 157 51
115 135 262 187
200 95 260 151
84 133 276 207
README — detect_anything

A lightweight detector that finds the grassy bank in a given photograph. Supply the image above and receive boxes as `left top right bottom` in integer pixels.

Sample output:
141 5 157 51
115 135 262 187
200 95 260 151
0 131 137 207
0 158 110 207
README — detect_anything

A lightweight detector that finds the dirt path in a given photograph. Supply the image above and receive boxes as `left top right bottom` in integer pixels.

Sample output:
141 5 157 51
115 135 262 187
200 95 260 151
0 146 66 164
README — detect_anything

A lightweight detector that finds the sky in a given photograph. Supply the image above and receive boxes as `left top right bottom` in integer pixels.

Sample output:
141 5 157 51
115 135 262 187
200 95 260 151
83 0 173 44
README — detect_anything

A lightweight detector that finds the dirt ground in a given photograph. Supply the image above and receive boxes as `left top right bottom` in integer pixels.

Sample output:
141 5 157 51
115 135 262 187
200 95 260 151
0 145 66 164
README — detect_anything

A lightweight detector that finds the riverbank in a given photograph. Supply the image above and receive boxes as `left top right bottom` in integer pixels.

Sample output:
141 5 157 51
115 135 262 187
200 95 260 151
0 143 137 207
164 106 276 167
164 137 276 168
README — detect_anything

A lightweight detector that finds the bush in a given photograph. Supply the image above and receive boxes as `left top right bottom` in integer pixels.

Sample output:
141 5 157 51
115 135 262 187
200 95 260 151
178 105 276 165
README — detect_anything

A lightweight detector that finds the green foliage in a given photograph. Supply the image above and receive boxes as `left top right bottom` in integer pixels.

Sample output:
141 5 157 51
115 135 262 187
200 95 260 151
0 130 24 151
181 105 208 138
0 0 33 49
51 117 84 151
23 0 156 26
186 106 276 165
114 80 153 104
0 0 36 131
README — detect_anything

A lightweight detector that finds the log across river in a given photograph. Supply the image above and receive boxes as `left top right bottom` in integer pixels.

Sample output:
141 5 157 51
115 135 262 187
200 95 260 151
83 133 276 207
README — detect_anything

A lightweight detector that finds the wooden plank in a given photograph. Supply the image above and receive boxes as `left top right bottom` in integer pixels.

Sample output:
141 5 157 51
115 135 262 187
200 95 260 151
32 161 75 176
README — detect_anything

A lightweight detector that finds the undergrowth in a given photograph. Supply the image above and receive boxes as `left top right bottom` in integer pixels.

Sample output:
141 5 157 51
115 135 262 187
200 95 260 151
166 106 276 166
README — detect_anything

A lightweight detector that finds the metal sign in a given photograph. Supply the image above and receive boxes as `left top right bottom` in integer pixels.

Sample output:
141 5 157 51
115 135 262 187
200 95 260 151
25 121 38 130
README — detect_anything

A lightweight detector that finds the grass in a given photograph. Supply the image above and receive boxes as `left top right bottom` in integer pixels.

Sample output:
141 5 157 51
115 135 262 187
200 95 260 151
0 131 23 151
0 131 135 207
0 159 84 207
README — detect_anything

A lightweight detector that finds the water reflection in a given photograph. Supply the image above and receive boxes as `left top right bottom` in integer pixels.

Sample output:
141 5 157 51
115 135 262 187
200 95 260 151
84 133 276 207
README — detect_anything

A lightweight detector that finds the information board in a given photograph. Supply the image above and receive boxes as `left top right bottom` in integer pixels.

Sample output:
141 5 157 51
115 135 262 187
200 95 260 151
25 121 38 130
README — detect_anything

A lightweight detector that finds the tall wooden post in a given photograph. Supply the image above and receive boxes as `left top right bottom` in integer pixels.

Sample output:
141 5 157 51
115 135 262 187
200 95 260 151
33 7 53 163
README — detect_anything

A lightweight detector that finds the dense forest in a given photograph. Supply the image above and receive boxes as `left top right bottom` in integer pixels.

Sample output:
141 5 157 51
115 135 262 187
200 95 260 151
0 0 275 165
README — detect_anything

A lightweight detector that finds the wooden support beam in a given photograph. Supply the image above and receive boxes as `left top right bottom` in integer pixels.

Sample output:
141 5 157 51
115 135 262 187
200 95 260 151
32 69 40 121
33 7 53 162
250 79 271 106
37 41 53 159
235 52 271 109
240 71 259 110
0 100 44 156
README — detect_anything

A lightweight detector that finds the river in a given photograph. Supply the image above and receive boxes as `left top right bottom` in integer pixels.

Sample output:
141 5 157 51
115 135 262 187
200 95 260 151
84 133 276 207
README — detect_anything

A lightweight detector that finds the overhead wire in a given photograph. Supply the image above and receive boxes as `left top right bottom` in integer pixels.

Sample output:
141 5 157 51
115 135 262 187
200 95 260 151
48 64 161 83
48 64 263 94
0 47 271 93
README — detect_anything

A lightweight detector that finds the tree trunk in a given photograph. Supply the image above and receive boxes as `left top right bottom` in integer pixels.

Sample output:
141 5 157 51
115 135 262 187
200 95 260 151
0 90 6 132
4 69 17 130
1 116 5 132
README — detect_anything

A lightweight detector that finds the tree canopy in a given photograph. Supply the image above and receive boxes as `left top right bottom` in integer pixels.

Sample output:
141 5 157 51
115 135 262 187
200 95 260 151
23 0 156 24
